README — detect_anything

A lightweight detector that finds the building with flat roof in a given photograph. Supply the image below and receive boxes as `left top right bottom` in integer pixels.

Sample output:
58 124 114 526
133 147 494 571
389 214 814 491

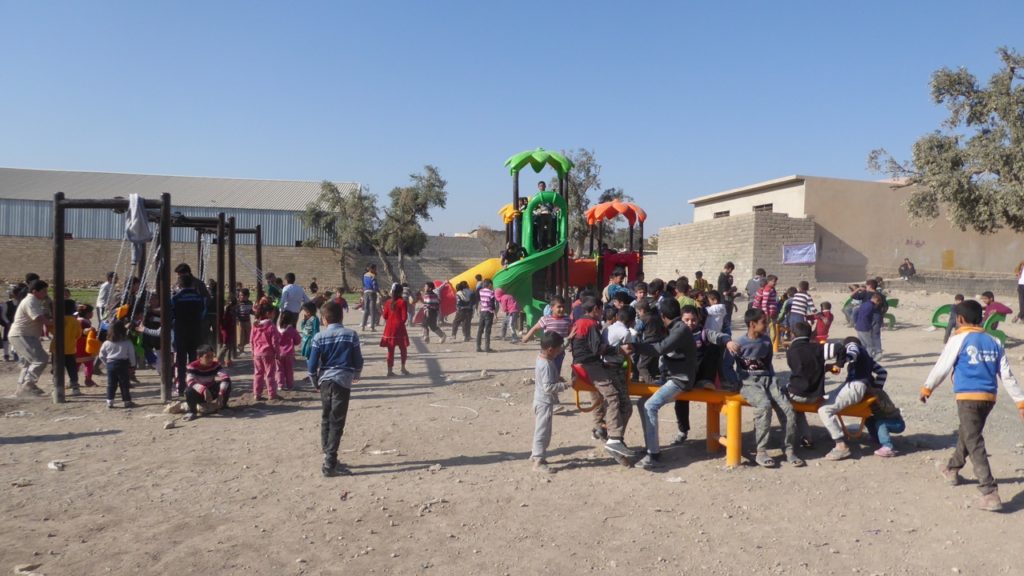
649 175 1021 290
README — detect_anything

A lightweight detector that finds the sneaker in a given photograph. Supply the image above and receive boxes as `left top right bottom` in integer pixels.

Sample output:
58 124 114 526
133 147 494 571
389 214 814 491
670 431 688 446
634 453 663 470
322 462 352 477
255 395 267 402
106 400 114 409
269 394 282 401
19 382 46 397
400 368 411 376
532 459 555 474
938 465 961 486
124 401 138 409
182 412 197 421
873 446 896 458
84 379 98 387
976 491 1003 512
591 427 608 441
825 447 851 461
604 439 636 458
69 387 82 397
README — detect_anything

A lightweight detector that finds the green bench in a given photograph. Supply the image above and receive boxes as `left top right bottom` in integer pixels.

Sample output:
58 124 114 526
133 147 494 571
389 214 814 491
931 304 952 329
984 312 1007 344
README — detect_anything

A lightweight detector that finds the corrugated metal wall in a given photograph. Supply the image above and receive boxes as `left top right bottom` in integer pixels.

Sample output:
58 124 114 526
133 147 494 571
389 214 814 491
0 199 334 247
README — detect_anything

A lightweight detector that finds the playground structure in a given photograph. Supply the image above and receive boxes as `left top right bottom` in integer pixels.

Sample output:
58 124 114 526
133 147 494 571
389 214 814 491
435 148 647 325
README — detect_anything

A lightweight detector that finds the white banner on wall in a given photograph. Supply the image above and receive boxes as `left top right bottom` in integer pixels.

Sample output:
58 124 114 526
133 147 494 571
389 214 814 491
783 242 817 265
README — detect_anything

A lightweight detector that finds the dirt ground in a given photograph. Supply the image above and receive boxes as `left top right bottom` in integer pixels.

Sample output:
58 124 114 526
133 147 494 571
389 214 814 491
2 287 1023 576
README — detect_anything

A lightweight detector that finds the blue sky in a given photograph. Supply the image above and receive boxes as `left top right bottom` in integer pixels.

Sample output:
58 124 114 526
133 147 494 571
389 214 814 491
1 1 1020 235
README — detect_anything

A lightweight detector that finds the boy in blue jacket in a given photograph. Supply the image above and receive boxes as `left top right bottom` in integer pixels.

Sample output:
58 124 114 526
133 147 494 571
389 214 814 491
921 299 1024 512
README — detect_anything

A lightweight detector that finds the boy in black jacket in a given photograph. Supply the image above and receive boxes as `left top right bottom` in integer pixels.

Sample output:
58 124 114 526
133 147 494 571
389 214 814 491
785 321 833 448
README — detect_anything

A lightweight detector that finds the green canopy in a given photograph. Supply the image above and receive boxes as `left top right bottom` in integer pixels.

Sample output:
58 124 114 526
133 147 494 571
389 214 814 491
504 148 574 179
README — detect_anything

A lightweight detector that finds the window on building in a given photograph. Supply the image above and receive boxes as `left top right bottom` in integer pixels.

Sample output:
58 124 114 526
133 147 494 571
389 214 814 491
295 240 303 247
713 210 730 219
752 203 773 213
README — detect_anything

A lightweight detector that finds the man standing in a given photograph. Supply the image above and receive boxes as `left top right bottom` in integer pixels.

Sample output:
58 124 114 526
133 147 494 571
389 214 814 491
96 271 116 322
9 279 51 396
717 262 736 333
172 264 207 397
307 300 364 477
279 272 309 326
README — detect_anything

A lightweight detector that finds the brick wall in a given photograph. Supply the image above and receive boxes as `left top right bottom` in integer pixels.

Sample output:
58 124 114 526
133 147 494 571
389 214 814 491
0 235 498 290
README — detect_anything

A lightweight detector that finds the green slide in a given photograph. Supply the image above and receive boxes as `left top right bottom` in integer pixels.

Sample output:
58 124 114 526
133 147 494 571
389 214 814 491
493 191 568 327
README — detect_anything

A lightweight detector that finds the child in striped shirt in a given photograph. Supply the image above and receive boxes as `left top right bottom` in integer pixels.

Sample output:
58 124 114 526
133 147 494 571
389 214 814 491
788 281 815 331
475 280 496 353
183 344 232 421
522 295 572 374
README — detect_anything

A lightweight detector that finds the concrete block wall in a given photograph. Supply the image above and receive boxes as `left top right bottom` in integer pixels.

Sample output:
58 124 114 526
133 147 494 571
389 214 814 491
751 212 817 288
646 214 755 284
0 235 498 291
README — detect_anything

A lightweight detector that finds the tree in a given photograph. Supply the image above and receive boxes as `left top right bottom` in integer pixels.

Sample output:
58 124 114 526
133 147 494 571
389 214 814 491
379 165 449 284
554 149 602 256
300 182 397 290
869 47 1024 234
595 187 635 249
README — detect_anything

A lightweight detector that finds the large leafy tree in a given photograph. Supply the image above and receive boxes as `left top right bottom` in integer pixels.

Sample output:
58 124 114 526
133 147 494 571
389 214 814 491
552 148 602 256
869 47 1024 233
379 165 448 284
300 181 396 290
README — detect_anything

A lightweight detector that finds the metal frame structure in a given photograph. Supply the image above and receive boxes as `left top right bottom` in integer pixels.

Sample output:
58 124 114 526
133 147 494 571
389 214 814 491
52 192 173 403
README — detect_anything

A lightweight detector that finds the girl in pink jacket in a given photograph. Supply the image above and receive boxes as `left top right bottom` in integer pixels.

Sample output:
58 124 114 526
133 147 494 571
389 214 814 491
277 315 302 391
250 303 280 400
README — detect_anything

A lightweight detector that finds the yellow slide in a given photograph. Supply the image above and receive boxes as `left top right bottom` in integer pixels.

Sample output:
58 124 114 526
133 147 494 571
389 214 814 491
449 258 502 290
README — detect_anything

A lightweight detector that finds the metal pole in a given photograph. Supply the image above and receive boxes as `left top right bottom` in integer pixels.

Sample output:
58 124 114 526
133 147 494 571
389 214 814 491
255 225 264 300
52 192 66 403
638 221 644 276
227 216 237 353
216 213 225 356
560 175 569 300
159 193 173 402
512 173 521 246
196 230 203 279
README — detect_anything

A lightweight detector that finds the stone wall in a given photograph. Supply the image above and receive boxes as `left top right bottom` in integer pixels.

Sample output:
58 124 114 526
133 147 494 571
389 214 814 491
0 235 498 291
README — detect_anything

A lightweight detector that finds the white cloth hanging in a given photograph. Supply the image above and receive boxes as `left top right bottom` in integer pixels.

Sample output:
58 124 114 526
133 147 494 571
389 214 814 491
126 194 153 265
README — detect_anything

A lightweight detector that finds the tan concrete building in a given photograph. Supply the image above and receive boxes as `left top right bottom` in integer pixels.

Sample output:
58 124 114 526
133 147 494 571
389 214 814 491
688 175 1024 282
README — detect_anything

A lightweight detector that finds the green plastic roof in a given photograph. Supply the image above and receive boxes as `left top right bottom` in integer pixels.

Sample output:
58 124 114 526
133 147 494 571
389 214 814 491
504 148 574 178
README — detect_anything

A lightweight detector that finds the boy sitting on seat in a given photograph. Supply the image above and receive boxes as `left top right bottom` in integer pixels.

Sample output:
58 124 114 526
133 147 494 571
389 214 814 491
183 344 232 421
818 336 888 461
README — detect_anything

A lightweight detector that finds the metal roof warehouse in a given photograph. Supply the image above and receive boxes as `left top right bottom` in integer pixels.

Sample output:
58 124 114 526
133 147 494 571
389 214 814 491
0 167 359 246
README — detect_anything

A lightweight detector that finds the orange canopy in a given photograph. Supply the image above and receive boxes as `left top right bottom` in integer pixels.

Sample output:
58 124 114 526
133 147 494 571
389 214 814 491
585 201 647 227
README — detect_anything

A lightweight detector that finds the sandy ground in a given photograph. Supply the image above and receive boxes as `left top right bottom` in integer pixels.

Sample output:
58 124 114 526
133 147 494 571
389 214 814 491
2 287 1024 576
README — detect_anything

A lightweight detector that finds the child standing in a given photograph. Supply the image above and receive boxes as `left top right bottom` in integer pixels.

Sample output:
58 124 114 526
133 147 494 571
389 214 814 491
183 344 233 421
57 299 83 396
572 298 635 465
75 304 99 388
475 279 496 353
497 289 521 342
521 295 572 374
921 299 1024 512
813 302 834 343
818 336 888 461
2 285 20 361
943 294 964 344
236 288 253 354
531 332 571 474
788 281 815 331
420 282 446 344
99 321 136 408
732 308 802 467
250 303 280 401
380 283 410 376
853 293 881 357
300 301 321 359
864 385 904 457
277 314 302 391
218 297 237 367
451 281 474 342
308 300 364 477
